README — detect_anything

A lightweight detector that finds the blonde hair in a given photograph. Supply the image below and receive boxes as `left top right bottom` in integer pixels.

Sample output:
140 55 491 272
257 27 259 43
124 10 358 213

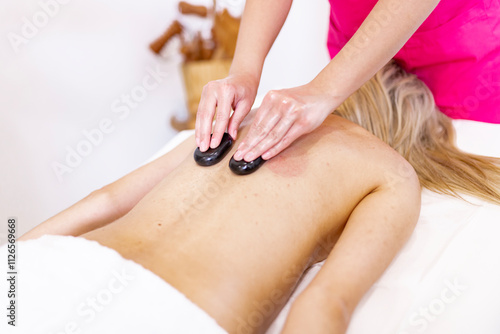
334 61 500 205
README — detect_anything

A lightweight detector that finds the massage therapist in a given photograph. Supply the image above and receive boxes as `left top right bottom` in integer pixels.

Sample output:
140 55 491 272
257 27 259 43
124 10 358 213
195 0 500 162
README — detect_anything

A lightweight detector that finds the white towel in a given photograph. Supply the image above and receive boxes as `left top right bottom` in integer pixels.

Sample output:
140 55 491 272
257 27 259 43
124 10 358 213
1 235 227 334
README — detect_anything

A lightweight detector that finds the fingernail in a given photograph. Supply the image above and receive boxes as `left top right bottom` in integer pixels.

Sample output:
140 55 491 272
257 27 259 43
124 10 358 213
201 140 207 152
262 152 270 160
234 151 242 161
245 153 255 162
210 139 216 148
231 130 237 139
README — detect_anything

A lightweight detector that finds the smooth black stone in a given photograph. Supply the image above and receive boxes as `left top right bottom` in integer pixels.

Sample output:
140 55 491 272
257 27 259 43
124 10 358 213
194 133 234 166
229 156 266 175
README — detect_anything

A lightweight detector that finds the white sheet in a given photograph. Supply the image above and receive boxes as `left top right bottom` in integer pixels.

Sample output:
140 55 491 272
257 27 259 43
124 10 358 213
148 119 500 334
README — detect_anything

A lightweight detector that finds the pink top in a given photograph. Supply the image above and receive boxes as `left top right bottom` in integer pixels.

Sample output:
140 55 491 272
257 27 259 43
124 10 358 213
327 0 500 123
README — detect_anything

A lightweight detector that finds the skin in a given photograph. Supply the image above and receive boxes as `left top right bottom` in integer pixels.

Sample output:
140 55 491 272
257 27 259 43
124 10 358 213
196 0 441 162
21 115 421 333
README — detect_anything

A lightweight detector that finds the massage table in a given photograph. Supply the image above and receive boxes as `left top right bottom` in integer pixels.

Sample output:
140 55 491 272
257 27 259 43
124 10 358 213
2 118 497 334
147 118 500 334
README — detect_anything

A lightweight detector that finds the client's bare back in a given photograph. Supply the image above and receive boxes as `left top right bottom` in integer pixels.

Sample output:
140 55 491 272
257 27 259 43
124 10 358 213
82 115 420 333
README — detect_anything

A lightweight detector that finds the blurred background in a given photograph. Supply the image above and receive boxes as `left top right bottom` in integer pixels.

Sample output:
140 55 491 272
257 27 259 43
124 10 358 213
0 0 330 238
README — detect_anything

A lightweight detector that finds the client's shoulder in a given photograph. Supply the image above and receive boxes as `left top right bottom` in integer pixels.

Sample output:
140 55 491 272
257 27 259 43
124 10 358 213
316 114 396 158
318 115 419 188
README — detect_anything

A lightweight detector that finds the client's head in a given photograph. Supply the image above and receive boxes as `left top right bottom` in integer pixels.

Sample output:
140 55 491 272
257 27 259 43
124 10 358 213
334 61 500 205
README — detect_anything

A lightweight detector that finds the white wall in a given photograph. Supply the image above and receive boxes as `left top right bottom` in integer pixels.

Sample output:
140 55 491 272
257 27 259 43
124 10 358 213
259 0 331 95
0 0 330 238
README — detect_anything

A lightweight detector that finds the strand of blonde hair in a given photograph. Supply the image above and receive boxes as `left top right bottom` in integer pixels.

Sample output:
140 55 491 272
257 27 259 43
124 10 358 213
334 61 500 205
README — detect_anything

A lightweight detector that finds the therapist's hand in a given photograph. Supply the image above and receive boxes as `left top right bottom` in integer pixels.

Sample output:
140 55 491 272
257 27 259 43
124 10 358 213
195 73 259 152
233 83 340 162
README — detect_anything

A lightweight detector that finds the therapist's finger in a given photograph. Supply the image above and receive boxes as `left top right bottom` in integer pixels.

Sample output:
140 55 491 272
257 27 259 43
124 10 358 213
210 88 235 149
196 84 217 152
261 124 304 160
227 98 252 140
243 118 293 162
233 107 281 161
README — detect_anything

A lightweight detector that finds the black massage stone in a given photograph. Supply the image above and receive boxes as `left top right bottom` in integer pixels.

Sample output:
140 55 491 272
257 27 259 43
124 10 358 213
229 156 266 175
194 133 234 166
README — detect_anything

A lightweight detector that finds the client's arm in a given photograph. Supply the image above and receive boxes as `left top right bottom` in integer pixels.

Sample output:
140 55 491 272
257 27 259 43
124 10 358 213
20 135 195 241
281 159 421 333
